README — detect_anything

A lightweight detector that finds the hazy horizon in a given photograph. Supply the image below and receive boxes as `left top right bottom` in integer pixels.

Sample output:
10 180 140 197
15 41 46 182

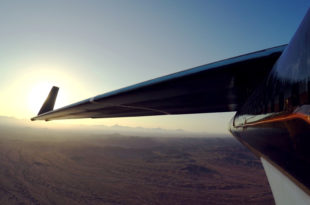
0 115 234 138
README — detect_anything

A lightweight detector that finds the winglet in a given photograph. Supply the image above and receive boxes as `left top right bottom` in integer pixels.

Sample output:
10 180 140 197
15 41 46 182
37 86 59 115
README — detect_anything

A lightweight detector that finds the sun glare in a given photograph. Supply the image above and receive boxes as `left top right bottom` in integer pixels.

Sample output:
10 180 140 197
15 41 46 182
2 64 91 118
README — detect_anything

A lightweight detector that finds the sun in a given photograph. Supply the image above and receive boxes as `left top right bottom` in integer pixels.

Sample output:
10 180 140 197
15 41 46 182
0 64 94 119
25 69 69 116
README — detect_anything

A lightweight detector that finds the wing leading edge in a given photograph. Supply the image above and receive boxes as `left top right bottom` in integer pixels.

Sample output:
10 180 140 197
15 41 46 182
31 45 285 121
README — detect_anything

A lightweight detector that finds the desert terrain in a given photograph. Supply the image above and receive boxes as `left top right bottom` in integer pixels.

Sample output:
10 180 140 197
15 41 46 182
0 123 274 205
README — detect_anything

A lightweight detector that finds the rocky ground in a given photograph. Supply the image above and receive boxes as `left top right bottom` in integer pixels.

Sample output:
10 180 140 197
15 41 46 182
0 126 274 204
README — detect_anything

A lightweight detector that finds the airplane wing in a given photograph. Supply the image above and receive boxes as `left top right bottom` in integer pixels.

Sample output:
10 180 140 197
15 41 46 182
31 45 285 121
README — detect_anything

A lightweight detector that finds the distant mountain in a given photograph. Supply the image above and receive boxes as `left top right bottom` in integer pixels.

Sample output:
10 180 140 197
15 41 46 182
0 116 30 127
0 115 230 138
77 123 202 137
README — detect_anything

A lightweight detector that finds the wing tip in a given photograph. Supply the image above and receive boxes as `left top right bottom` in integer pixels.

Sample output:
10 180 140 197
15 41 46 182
38 86 59 115
30 86 59 121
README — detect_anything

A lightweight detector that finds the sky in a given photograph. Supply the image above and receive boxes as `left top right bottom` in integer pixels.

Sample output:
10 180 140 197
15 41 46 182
0 0 309 134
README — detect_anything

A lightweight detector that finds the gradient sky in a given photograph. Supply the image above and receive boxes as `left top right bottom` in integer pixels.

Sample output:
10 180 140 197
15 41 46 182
0 1 309 134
